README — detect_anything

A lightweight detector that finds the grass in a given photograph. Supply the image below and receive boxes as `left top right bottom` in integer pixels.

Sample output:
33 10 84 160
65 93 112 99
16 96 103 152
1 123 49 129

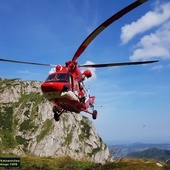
36 119 54 143
98 159 165 170
0 155 169 170
0 105 17 149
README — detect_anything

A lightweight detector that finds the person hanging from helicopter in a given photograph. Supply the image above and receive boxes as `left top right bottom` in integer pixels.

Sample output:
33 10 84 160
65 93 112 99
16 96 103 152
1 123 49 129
78 83 86 103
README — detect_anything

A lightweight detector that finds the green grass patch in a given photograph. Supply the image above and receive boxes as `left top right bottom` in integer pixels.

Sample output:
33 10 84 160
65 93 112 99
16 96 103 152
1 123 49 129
62 132 73 147
0 106 13 130
0 105 17 149
0 155 168 170
20 119 36 131
79 119 91 141
88 147 102 157
1 130 17 149
37 119 53 143
15 136 26 145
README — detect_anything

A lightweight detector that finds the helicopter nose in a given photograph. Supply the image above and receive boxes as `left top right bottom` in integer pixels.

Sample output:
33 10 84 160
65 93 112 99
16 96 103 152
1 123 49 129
41 82 63 93
41 82 70 93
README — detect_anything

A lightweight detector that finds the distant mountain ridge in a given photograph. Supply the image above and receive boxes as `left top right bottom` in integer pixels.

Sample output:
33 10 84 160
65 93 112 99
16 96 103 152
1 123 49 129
127 148 170 164
0 78 112 163
109 142 170 160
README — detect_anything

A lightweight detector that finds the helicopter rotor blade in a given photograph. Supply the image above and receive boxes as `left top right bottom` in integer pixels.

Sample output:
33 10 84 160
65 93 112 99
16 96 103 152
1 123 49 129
72 0 148 61
0 58 56 67
79 60 159 68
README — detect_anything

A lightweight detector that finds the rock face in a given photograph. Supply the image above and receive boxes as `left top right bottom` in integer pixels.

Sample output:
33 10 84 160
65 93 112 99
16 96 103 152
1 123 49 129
0 78 112 163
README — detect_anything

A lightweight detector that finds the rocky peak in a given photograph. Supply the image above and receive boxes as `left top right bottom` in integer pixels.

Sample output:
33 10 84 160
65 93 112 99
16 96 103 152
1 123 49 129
0 78 112 163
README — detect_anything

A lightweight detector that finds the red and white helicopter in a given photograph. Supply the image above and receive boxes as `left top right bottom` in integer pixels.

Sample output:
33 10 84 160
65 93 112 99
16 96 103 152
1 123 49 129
0 0 158 121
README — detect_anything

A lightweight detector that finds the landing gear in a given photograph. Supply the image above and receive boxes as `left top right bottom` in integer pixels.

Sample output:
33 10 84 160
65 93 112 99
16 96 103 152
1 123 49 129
53 105 62 121
54 112 60 121
89 101 98 120
92 110 98 120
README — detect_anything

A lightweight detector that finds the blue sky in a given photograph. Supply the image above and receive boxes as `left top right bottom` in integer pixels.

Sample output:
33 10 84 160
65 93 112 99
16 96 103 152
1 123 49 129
0 0 170 144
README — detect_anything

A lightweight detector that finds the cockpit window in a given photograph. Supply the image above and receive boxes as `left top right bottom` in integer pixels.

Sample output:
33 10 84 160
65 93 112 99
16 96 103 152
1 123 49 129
46 73 70 82
46 74 56 82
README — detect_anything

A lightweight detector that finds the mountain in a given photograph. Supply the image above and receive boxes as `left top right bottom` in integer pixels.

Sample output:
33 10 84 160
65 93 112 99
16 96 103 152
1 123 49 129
0 78 112 163
108 143 170 159
127 148 170 163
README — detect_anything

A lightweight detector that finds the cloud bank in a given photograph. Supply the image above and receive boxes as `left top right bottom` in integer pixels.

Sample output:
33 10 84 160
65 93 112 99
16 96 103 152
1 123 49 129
120 1 170 62
121 1 170 44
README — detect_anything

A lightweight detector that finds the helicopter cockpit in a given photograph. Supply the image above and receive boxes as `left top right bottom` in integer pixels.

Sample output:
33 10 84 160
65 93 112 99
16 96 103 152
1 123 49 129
45 73 70 82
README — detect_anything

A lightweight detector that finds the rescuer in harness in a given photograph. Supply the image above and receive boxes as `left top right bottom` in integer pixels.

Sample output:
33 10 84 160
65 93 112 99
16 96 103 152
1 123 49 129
78 84 86 103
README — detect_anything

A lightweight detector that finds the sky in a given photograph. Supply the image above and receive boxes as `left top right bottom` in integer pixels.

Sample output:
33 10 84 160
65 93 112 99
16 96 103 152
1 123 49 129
0 0 170 144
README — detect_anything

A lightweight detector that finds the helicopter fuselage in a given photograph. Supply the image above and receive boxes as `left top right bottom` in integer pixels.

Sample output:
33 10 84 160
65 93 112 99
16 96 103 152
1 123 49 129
41 62 94 114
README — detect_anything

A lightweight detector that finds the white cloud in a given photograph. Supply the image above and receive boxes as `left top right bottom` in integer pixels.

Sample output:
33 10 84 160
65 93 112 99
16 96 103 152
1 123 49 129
130 21 170 61
150 65 163 70
49 67 56 74
150 63 170 70
17 70 30 74
17 70 46 76
121 1 170 44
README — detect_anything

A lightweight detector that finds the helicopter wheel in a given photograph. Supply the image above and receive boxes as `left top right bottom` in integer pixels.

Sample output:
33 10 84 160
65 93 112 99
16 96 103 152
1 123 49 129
54 112 60 121
53 106 61 121
92 110 98 120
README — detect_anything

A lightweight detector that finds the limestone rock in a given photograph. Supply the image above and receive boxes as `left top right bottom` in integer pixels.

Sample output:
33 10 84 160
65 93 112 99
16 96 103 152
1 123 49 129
0 78 112 163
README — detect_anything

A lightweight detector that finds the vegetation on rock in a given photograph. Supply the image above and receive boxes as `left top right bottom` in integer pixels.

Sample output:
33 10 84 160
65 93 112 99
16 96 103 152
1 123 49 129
0 78 111 163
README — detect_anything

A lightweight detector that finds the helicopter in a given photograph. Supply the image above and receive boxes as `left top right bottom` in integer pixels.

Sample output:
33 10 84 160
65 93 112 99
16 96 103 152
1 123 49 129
0 0 158 121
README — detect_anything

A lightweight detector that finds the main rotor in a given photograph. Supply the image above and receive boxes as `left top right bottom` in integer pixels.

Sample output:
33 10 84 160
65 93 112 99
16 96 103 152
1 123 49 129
0 0 158 71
